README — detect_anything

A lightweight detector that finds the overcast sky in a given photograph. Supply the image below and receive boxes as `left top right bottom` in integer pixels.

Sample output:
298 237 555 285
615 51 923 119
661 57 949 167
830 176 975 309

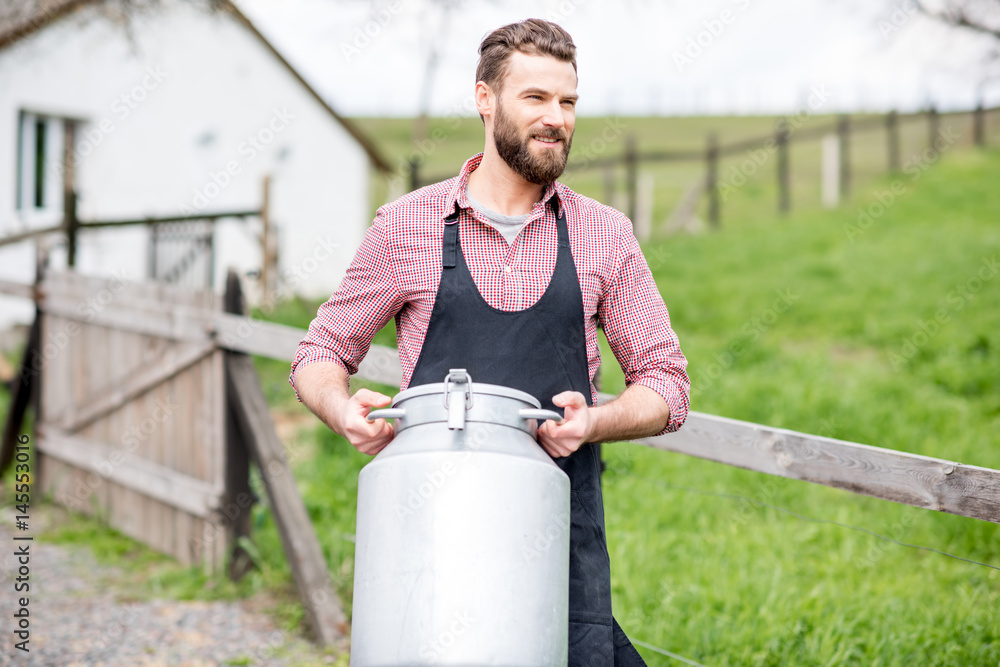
235 0 1000 117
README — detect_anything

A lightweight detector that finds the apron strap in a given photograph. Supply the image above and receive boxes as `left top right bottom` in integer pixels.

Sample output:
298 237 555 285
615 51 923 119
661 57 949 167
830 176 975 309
552 196 570 249
442 208 460 269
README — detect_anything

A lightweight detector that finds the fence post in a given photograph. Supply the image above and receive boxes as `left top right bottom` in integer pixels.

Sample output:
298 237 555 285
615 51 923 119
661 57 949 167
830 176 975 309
887 110 900 172
973 101 985 147
62 120 78 268
602 163 615 208
260 174 272 300
706 132 720 229
928 104 939 148
838 114 851 201
408 158 421 192
147 222 157 279
625 134 638 225
223 270 257 581
63 190 78 268
776 119 790 215
821 133 840 209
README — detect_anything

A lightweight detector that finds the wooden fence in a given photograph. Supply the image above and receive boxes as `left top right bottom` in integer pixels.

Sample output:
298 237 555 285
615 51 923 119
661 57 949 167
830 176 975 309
0 173 276 293
35 271 228 566
0 270 345 645
16 289 988 525
0 269 997 649
408 103 1000 233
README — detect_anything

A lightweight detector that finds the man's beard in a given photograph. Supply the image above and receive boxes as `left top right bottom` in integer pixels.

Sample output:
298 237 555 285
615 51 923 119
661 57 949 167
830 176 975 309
492 99 573 185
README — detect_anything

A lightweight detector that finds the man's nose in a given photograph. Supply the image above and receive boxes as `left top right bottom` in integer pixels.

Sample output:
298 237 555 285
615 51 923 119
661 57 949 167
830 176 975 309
539 99 566 129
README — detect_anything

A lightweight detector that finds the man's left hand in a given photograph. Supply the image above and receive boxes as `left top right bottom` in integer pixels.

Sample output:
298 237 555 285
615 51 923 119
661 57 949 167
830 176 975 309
536 391 593 458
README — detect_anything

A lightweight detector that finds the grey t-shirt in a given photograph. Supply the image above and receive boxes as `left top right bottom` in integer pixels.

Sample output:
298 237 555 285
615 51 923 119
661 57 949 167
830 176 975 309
466 187 532 245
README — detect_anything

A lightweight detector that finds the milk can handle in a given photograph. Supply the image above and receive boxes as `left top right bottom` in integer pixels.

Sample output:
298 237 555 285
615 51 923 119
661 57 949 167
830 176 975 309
366 409 406 422
518 409 565 423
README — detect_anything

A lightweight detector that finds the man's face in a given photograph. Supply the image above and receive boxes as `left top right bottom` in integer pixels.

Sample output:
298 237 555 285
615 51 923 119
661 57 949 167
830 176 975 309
489 51 578 185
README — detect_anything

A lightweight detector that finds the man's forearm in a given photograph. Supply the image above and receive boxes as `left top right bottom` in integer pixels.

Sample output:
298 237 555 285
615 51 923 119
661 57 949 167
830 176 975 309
587 383 670 443
294 361 352 434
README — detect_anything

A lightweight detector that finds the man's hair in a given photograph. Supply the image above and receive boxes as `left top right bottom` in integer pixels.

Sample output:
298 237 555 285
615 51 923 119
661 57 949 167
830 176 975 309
476 18 577 98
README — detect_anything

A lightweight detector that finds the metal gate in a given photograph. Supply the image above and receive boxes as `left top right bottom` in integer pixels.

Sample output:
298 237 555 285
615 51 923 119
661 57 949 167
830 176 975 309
148 220 215 290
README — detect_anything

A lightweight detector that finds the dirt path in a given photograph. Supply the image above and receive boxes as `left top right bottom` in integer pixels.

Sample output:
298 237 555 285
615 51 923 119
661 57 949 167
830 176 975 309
0 504 346 666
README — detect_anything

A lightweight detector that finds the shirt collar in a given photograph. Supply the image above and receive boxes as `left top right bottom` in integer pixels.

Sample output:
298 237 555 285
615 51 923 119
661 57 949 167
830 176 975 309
449 152 559 218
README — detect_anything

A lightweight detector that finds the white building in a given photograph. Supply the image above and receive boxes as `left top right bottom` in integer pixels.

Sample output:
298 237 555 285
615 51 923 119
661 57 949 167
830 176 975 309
0 0 391 328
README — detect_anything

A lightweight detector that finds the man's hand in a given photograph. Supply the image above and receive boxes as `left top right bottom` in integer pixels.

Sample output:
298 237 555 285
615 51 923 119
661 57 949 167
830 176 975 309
294 362 397 456
536 391 592 459
338 388 395 455
535 384 671 458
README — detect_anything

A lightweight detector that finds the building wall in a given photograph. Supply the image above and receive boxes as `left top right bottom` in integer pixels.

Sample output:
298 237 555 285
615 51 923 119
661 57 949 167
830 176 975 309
0 0 373 328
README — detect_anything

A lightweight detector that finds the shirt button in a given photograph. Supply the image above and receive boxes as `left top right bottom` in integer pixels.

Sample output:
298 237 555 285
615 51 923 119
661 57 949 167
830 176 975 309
503 266 512 274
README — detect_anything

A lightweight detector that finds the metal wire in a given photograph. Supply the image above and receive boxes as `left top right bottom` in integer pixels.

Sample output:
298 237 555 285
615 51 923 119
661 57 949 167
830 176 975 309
631 638 709 666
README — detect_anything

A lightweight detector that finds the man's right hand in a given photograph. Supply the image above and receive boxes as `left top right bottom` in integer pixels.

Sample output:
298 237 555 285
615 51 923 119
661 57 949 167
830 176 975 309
293 362 396 456
337 388 395 455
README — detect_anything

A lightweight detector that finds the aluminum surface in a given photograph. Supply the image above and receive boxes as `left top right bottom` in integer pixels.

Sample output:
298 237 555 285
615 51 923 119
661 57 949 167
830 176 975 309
351 371 570 666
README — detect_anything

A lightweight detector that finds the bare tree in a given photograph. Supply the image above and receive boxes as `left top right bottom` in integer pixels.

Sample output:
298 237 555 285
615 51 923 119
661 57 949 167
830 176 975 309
411 0 463 146
913 0 1000 40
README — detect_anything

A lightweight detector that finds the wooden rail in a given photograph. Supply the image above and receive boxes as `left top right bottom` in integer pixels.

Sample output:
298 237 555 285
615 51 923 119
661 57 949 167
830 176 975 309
2 278 997 525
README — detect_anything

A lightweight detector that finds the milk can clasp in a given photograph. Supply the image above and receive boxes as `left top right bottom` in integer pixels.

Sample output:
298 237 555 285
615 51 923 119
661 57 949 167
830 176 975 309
443 369 473 430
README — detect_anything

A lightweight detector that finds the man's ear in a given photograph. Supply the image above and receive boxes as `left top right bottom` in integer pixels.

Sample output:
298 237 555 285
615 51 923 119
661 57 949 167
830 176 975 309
475 81 495 121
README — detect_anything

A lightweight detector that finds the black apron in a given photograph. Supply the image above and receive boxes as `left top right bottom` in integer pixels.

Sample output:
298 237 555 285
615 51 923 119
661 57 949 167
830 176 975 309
409 195 647 666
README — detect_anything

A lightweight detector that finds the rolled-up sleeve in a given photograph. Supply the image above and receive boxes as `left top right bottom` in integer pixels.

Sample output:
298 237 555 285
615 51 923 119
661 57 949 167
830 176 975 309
289 211 402 401
598 221 690 434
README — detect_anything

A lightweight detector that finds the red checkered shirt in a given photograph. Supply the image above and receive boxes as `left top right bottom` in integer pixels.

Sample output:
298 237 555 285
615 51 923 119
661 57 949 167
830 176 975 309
290 153 690 434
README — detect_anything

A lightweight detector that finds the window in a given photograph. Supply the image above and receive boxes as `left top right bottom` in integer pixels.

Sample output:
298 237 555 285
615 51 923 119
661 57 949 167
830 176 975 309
16 111 66 223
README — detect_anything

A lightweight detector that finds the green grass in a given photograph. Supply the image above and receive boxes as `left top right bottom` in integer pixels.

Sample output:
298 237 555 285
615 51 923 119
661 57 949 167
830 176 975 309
360 109 1000 234
291 144 999 664
596 147 1000 665
3 118 999 665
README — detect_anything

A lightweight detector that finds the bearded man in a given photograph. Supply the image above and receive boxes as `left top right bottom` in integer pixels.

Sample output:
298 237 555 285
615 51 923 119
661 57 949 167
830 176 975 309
290 18 689 665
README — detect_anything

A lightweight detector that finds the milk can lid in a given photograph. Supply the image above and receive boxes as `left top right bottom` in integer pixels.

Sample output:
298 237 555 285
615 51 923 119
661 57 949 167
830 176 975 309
390 371 541 409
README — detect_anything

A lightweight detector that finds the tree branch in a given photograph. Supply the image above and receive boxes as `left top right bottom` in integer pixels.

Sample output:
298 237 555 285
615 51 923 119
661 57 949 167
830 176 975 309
914 0 1000 40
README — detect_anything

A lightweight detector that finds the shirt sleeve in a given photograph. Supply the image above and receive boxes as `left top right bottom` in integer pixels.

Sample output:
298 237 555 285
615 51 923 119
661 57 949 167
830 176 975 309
598 218 690 435
288 209 402 401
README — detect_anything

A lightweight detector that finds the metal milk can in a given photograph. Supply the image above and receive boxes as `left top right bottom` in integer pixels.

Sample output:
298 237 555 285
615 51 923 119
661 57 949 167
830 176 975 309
350 369 570 666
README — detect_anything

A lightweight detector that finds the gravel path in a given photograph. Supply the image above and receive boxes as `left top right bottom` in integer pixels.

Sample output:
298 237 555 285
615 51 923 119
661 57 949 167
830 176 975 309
0 506 346 667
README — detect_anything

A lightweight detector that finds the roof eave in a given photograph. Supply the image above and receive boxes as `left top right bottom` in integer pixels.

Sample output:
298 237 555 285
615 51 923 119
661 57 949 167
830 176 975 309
0 0 394 174
220 0 393 174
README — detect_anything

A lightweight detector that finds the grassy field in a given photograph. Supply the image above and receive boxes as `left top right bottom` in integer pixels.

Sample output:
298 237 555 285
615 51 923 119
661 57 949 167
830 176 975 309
357 107 1000 235
252 142 1000 664
2 120 998 665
